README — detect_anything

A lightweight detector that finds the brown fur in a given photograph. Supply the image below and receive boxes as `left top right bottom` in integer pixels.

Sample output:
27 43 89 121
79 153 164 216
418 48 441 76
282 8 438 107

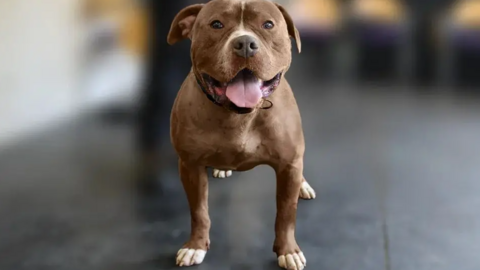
167 0 310 265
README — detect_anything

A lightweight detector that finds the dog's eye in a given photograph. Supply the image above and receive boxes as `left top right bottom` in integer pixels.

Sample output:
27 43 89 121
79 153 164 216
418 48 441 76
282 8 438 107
262 21 275 30
211 20 224 29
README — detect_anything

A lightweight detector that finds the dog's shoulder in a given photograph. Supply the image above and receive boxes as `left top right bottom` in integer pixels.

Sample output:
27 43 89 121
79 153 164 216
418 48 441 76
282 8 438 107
252 79 305 163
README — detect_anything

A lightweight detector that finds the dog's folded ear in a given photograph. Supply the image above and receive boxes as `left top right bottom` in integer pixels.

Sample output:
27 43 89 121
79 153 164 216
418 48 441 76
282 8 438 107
275 3 302 53
167 4 204 45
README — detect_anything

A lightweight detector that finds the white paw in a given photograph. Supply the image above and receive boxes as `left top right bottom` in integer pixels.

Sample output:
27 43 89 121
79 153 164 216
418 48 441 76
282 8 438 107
278 252 307 270
299 181 316 200
176 248 206 267
212 169 233 179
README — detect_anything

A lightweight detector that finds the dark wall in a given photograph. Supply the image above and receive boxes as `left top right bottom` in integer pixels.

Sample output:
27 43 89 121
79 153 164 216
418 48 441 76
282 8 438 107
137 0 202 152
406 0 455 84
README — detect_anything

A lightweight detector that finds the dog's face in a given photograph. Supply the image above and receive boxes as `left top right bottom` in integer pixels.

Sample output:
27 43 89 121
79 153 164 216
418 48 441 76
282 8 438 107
168 0 301 114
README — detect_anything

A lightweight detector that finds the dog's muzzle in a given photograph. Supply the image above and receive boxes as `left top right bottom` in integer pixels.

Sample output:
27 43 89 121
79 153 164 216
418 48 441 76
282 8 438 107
195 69 281 114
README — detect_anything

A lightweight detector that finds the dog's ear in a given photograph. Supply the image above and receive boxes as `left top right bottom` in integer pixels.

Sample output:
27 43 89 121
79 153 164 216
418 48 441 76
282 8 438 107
275 3 302 53
167 4 204 45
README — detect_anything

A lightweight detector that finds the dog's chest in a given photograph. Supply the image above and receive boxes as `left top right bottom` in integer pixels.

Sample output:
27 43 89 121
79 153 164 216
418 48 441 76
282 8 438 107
177 127 263 170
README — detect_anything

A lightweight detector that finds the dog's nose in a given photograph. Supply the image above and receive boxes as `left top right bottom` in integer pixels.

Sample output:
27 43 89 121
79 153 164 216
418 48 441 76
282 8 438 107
232 35 259 58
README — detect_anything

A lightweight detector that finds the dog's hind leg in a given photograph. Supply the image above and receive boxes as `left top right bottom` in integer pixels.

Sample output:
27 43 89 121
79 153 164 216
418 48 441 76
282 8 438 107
299 178 316 200
212 169 233 179
176 160 210 267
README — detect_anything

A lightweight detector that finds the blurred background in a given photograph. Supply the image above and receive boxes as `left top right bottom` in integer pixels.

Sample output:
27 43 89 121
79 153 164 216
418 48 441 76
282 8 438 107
1 0 480 269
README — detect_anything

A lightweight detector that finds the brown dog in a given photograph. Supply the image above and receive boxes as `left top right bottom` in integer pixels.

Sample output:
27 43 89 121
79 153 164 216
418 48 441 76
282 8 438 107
167 0 315 269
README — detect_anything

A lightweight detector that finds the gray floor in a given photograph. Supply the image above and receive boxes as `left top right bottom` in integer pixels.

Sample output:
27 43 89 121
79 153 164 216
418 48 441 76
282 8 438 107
2 68 480 269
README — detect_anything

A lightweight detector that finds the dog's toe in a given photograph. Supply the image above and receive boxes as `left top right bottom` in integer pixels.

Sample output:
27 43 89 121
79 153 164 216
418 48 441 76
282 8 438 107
176 248 206 267
212 169 233 179
278 252 307 270
299 181 316 200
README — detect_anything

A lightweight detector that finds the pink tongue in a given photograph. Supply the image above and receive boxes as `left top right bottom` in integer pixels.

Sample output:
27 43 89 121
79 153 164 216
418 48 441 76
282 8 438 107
226 74 262 108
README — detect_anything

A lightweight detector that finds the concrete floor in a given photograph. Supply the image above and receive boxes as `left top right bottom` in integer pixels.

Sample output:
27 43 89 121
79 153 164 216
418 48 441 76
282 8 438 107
2 59 480 270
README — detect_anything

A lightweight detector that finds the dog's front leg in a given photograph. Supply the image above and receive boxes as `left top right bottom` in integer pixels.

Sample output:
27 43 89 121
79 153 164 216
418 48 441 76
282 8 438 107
176 160 210 267
273 161 307 270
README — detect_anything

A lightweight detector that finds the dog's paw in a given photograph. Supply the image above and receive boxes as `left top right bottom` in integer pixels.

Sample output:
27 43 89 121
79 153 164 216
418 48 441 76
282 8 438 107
278 252 307 270
299 181 316 200
212 169 233 179
176 248 207 267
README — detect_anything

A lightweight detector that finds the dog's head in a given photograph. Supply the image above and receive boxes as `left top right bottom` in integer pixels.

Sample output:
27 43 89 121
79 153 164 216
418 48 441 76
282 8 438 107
168 0 301 114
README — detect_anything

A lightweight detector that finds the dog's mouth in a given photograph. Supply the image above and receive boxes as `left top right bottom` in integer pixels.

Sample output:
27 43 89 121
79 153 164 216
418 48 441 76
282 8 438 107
202 69 282 112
